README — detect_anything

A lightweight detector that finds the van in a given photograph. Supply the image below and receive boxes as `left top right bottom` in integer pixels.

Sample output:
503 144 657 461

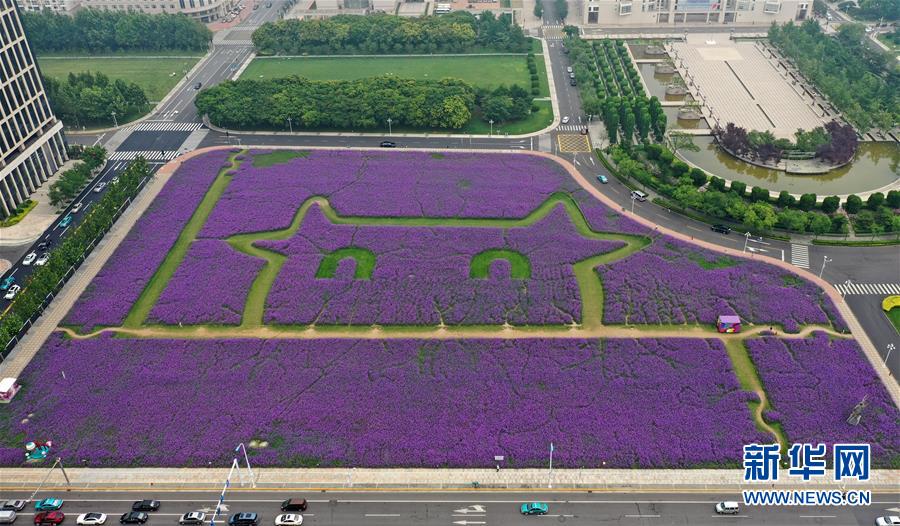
0 510 17 524
630 190 647 202
280 499 307 512
715 501 740 515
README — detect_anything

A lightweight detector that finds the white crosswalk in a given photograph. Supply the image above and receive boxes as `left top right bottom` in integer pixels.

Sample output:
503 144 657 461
131 121 204 132
108 150 179 161
216 39 253 46
558 124 585 132
790 244 809 269
834 283 900 296
542 24 566 40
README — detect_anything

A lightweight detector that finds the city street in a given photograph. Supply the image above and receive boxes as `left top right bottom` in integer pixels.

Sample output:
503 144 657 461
0 489 898 526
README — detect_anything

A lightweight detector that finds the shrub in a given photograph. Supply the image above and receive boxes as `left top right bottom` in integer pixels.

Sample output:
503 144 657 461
887 190 900 209
689 168 707 187
867 192 885 210
750 186 770 202
709 177 727 192
820 196 840 214
777 190 796 208
798 193 817 211
844 194 863 214
730 181 747 197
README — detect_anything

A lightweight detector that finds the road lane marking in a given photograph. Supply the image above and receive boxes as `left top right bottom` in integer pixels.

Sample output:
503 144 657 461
364 514 401 517
799 515 835 518
625 515 661 518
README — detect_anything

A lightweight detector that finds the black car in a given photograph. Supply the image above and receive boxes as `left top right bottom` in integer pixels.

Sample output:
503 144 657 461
228 513 259 526
711 224 731 234
120 512 148 524
280 499 307 512
193 82 202 90
131 501 160 512
37 240 53 251
569 78 577 86
379 141 396 148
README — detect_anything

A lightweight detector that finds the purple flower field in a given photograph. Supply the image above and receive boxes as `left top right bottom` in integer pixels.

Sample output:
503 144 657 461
63 151 232 330
0 335 765 468
148 240 265 325
261 204 622 326
747 334 900 467
597 238 844 332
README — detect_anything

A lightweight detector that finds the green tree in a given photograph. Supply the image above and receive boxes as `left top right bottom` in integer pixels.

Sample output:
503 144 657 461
777 208 810 232
887 190 900 209
742 201 778 232
777 190 796 208
667 131 700 156
844 194 863 214
867 192 885 210
730 181 747 197
534 0 544 18
808 212 832 237
820 196 840 214
750 186 770 202
798 193 817 211
688 168 707 187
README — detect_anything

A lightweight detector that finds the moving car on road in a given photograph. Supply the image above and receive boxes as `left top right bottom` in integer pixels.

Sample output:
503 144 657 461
59 215 73 228
178 512 205 525
71 202 83 213
280 500 307 512
93 182 106 194
194 82 203 90
4 284 21 300
76 514 107 525
34 500 64 511
228 513 259 526
2 502 26 512
36 253 50 266
118 513 146 525
876 517 900 526
274 515 302 526
714 501 740 515
597 175 608 184
0 276 15 291
34 512 65 526
561 116 570 124
37 240 53 251
0 510 16 524
520 503 548 515
710 224 731 235
131 501 159 512
23 252 36 266
379 141 396 148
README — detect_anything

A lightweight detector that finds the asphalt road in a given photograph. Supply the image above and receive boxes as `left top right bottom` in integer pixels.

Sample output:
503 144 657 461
1 490 898 526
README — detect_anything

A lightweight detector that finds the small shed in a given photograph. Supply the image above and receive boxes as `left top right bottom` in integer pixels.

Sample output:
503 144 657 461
0 377 20 403
716 315 741 333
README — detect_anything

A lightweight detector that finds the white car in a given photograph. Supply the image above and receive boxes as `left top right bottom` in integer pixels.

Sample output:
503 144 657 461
110 176 120 185
77 513 108 525
876 517 900 526
566 66 573 73
179 512 206 525
562 116 570 124
71 202 83 213
4 284 21 300
714 501 740 515
93 182 106 193
274 514 303 526
35 253 50 266
22 252 37 266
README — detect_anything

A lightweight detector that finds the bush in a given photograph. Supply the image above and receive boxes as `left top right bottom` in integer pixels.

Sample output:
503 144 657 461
730 181 747 197
798 193 817 211
820 196 840 214
867 192 885 210
709 177 727 192
670 160 690 178
777 190 796 208
750 186 770 202
689 167 707 187
887 190 900 209
831 214 849 234
844 194 863 214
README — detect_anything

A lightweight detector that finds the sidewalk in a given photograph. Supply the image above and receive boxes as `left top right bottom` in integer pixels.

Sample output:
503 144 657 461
0 160 79 247
0 467 897 490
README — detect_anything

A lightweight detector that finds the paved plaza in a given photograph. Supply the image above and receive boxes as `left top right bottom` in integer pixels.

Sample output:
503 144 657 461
669 34 831 138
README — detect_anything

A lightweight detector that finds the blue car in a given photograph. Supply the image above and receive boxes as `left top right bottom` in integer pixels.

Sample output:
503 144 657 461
35 499 64 511
520 502 548 515
59 215 74 228
0 276 14 291
597 174 608 184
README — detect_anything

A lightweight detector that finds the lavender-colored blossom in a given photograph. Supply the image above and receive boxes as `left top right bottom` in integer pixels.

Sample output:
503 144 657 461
598 238 839 332
2 335 765 468
747 334 900 467
148 239 265 325
261 204 622 326
63 151 231 330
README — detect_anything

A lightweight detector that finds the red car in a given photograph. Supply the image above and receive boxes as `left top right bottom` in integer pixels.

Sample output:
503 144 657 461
35 512 66 525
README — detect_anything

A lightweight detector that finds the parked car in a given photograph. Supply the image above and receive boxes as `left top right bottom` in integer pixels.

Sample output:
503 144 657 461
118 513 146 525
131 501 159 513
379 141 396 148
715 501 740 515
34 512 65 525
0 276 15 291
35 253 50 266
93 182 106 194
520 503 548 516
875 518 900 526
34 500 64 511
4 284 21 300
59 215 73 228
597 175 608 184
178 513 205 525
279 500 307 512
228 513 258 526
76 514 107 526
2 502 26 512
710 224 731 235
71 202 83 213
273 515 302 526
23 252 37 266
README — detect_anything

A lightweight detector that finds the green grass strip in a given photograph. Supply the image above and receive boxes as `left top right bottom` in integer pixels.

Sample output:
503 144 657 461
316 247 375 279
724 339 788 452
122 151 245 328
470 249 531 279
252 150 310 168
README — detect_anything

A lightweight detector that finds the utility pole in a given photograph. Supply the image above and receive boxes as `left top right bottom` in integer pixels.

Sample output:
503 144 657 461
489 119 494 136
819 256 832 278
548 442 554 488
743 231 751 252
110 111 118 128
387 117 392 136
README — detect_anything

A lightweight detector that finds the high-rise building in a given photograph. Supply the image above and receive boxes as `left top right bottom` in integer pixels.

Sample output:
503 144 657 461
77 0 235 22
582 0 808 26
16 0 81 14
0 0 67 218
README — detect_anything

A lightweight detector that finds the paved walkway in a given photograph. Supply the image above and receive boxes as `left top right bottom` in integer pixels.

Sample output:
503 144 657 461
0 466 897 490
0 160 81 247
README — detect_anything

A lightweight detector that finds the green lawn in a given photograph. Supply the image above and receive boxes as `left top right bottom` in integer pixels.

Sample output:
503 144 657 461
459 100 553 135
242 54 550 96
887 308 900 334
37 55 204 102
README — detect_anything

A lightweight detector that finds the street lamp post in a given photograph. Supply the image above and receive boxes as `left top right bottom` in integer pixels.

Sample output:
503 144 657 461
111 111 118 128
387 118 392 136
743 231 751 253
286 117 293 133
819 256 832 278
489 119 494 137
630 194 637 214
548 442 554 489
235 443 256 488
885 343 895 368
